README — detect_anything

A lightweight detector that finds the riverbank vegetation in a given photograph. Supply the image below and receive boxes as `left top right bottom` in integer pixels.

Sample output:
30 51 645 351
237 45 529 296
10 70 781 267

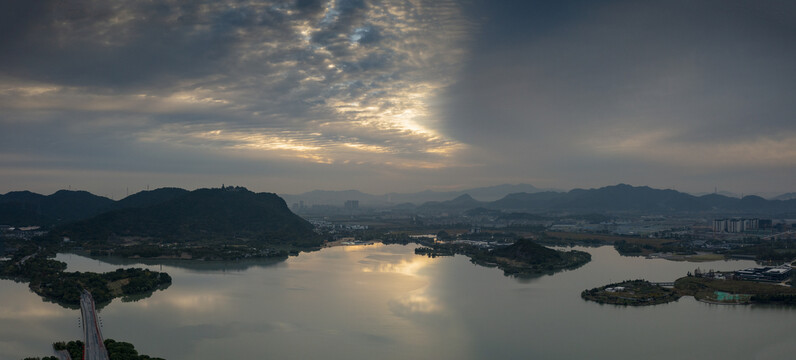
415 238 590 276
581 280 681 306
674 276 796 305
0 251 170 308
583 276 796 306
540 231 689 256
49 339 165 360
45 188 323 261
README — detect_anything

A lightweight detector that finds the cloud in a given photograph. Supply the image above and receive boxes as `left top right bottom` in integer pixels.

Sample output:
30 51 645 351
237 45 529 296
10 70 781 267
0 0 475 190
441 0 796 190
350 24 382 45
1 0 794 195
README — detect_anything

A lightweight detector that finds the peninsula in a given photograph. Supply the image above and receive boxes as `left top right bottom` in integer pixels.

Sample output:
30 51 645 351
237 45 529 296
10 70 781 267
0 249 171 308
582 273 796 306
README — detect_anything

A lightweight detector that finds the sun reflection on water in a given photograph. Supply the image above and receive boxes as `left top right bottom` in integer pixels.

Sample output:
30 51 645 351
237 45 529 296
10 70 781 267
345 244 445 319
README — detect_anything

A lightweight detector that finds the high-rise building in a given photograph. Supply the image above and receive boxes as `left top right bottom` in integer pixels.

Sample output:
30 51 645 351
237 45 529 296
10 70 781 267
712 218 761 233
344 200 359 209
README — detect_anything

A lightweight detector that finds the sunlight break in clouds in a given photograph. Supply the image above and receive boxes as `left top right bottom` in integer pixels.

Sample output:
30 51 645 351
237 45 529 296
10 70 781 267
143 0 476 167
2 1 794 195
1 0 474 171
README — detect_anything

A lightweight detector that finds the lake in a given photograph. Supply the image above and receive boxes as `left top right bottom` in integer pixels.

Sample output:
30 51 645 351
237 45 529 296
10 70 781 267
2 244 795 359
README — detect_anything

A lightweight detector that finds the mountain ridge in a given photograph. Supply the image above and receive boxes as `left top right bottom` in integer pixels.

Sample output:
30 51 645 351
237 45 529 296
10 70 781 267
487 184 796 215
280 183 552 207
48 187 320 247
3 184 796 228
0 190 114 225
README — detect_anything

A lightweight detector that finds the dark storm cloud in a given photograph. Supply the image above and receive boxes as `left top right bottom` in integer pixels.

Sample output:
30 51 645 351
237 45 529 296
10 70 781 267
1 1 229 89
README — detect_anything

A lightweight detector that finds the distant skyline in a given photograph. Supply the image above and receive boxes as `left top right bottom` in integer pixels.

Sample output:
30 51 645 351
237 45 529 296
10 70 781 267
2 1 794 199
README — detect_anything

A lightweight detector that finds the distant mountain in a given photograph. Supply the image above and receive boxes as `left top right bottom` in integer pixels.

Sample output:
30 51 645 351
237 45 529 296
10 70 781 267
0 190 114 226
691 191 740 198
388 183 549 204
417 194 484 214
280 183 551 207
772 192 796 201
281 189 387 207
488 184 796 215
50 187 319 246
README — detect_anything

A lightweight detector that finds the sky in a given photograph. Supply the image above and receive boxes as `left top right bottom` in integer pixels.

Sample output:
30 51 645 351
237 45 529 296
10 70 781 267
1 0 794 198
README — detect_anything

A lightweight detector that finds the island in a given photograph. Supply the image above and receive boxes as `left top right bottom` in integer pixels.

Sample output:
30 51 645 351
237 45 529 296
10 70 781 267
0 249 171 308
415 238 591 276
581 280 681 306
583 271 796 306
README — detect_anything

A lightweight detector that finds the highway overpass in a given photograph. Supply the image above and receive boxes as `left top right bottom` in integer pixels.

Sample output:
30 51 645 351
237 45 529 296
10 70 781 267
80 290 110 360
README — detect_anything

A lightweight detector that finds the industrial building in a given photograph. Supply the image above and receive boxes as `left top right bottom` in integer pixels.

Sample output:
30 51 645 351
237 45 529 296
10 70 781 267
734 266 792 282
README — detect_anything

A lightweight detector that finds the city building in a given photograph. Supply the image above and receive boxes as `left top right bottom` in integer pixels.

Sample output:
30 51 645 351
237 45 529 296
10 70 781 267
344 200 359 209
734 266 792 282
712 218 760 233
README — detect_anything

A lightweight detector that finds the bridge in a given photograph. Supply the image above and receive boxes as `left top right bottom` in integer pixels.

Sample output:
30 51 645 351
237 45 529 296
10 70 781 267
761 230 796 240
80 290 110 360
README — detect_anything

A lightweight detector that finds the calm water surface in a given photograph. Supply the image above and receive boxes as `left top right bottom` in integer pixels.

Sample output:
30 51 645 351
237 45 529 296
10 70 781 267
2 244 795 359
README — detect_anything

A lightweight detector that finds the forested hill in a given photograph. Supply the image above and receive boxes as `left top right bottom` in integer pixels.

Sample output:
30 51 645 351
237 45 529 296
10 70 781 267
112 187 189 209
0 190 114 226
0 188 189 227
488 184 796 214
48 187 320 247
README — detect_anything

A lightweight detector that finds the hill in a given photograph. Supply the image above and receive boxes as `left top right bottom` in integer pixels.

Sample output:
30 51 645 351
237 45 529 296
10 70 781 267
417 194 484 214
113 187 189 209
416 238 590 276
50 187 321 253
487 184 796 215
0 190 114 226
280 183 551 207
485 239 591 274
386 183 550 204
0 188 198 227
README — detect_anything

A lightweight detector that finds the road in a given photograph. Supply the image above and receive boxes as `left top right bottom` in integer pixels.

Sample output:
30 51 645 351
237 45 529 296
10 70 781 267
80 290 110 360
16 250 39 266
55 349 72 360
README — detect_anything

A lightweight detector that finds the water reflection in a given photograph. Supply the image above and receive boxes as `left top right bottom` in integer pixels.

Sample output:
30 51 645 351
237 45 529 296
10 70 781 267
388 294 441 317
60 252 288 272
136 293 228 311
6 245 796 360
120 283 174 303
360 255 432 276
0 297 65 320
349 244 445 319
0 280 80 359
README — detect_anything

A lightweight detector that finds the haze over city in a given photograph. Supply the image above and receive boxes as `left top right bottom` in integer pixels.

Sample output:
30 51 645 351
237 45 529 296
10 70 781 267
2 0 794 199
